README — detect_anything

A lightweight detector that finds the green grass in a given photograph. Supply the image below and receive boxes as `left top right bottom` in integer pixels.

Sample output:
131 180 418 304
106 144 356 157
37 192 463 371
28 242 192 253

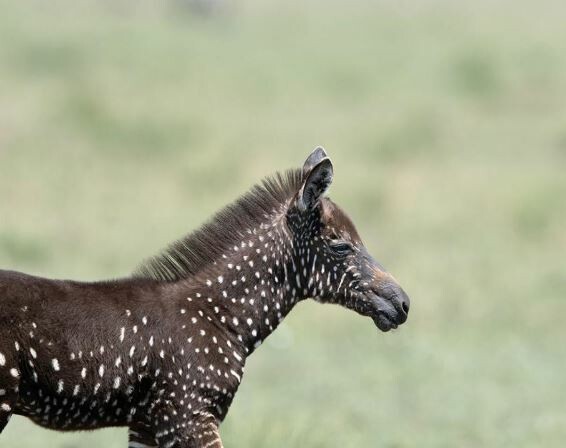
1 0 566 446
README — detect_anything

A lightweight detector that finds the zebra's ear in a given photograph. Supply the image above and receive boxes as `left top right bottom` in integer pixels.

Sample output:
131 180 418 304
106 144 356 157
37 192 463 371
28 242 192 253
302 146 328 175
298 152 334 212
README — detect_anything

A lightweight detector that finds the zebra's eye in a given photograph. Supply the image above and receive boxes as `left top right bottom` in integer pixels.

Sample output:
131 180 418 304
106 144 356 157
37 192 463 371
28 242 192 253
330 241 352 255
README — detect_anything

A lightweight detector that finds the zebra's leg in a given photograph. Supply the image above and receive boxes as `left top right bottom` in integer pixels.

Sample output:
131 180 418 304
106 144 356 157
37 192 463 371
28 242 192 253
0 355 20 433
128 421 158 448
153 411 223 448
187 412 223 448
189 421 223 448
0 389 15 434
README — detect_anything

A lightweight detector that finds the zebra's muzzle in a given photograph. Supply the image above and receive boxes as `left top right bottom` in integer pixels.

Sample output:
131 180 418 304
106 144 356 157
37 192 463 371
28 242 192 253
366 288 410 332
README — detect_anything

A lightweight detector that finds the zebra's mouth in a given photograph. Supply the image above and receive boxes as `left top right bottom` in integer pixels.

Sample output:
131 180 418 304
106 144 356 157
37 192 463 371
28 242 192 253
366 291 406 332
372 313 398 332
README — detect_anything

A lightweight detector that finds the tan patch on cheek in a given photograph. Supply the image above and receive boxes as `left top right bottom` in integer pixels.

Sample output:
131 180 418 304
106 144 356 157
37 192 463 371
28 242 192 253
321 201 334 224
321 200 362 244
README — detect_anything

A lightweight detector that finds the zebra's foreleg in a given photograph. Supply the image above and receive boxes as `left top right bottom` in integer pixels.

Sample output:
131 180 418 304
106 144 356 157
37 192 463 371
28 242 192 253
187 412 223 448
0 352 20 434
128 421 158 448
0 394 14 434
153 411 224 448
192 426 223 448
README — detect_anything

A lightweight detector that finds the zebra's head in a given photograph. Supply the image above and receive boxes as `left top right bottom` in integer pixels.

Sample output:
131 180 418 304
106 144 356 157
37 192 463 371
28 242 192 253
286 147 410 332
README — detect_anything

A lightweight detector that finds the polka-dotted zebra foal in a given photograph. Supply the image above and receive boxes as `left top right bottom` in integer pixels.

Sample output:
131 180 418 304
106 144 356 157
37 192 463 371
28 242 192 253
0 148 410 447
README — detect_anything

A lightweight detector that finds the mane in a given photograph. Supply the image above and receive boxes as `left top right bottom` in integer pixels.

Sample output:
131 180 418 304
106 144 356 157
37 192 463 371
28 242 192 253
134 168 304 282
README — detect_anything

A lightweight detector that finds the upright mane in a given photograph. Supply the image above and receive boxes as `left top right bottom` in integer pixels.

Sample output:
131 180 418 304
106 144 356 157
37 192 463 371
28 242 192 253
134 168 304 282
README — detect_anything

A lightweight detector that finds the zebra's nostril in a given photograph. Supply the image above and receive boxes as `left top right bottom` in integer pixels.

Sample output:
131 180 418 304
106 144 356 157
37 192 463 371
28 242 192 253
379 283 410 316
402 300 409 315
398 290 410 315
388 287 410 316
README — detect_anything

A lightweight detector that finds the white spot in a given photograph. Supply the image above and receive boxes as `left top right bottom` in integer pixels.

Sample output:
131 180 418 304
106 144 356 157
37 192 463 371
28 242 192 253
81 367 87 379
0 353 5 366
51 359 60 371
120 327 125 342
99 365 105 377
1 403 11 412
113 377 121 389
9 368 19 378
57 380 64 393
218 276 224 284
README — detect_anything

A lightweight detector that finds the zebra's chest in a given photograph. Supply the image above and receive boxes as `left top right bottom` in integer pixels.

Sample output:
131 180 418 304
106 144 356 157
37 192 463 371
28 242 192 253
15 379 134 430
12 349 156 430
7 296 247 432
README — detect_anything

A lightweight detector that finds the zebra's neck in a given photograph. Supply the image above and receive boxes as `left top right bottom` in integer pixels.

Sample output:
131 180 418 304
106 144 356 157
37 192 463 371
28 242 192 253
168 219 306 357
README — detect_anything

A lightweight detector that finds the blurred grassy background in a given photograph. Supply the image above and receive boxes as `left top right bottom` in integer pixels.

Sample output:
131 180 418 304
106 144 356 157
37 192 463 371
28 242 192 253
1 0 566 446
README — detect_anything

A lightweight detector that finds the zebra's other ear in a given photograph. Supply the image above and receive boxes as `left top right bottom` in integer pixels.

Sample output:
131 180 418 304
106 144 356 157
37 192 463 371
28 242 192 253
298 151 333 212
302 146 328 175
